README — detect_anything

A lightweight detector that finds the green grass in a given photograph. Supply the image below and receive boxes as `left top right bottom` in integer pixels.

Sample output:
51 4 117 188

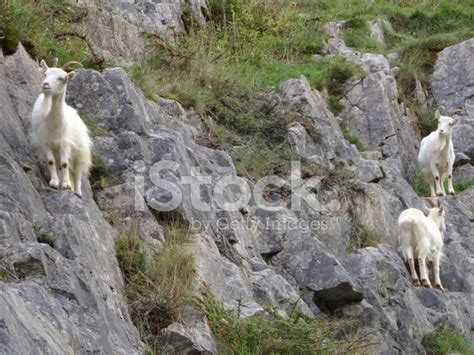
0 0 99 67
454 179 474 193
412 171 431 197
90 154 116 190
197 286 368 354
82 114 109 137
0 262 9 281
350 219 380 251
412 172 473 197
115 219 194 351
422 327 471 355
340 124 366 151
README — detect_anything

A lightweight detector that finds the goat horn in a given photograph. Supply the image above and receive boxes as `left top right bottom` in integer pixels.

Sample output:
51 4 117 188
452 108 464 115
424 198 436 208
61 61 83 70
51 58 59 67
437 198 441 208
438 105 447 115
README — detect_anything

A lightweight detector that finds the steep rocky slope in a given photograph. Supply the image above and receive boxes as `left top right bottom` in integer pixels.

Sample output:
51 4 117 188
0 18 473 355
64 0 208 66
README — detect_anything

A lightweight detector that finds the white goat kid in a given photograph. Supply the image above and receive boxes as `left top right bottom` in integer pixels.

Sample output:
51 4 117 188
398 199 446 292
31 59 92 197
417 108 459 197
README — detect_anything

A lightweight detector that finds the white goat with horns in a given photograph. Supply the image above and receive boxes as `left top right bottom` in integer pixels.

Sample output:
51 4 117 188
417 107 462 197
31 58 92 197
398 198 446 292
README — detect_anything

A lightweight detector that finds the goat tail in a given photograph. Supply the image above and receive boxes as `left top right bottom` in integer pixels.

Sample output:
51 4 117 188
74 148 92 176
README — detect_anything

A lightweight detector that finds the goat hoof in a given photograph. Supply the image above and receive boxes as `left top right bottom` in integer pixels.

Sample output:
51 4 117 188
448 192 455 196
434 284 445 293
48 180 59 189
62 182 73 191
413 278 421 286
436 192 444 197
420 279 432 288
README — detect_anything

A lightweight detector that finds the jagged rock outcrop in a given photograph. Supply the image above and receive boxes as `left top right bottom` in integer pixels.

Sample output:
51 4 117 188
432 38 474 166
66 0 208 66
0 34 473 355
0 46 142 354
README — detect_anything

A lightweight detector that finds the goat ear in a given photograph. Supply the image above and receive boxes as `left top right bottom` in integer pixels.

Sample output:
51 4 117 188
435 110 441 120
67 71 76 81
40 60 48 72
452 117 459 125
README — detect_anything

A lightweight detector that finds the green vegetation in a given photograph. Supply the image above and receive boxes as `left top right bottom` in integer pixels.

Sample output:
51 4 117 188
115 218 194 351
0 261 9 281
453 179 474 194
198 286 368 354
341 124 366 152
82 114 109 137
0 0 100 67
33 225 56 248
0 260 17 282
90 154 116 190
412 172 473 197
350 218 380 251
129 1 366 179
412 171 431 197
422 327 471 355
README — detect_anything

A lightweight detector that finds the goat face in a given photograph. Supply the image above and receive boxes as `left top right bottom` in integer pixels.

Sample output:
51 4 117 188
435 110 458 136
40 60 75 95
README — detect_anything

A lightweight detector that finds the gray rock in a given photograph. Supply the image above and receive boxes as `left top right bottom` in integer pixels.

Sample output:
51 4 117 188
0 43 142 354
432 38 474 162
280 77 358 168
159 307 217 354
340 71 420 179
66 0 208 66
368 19 388 46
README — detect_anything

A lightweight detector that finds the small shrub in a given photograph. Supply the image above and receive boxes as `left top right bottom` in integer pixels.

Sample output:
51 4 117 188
0 262 9 282
416 110 438 137
422 327 471 355
82 114 109 137
90 154 116 190
350 218 380 251
33 225 55 248
115 219 194 351
0 261 17 282
340 124 366 151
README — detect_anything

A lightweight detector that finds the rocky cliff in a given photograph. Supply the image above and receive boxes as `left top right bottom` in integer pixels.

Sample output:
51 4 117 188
0 7 473 355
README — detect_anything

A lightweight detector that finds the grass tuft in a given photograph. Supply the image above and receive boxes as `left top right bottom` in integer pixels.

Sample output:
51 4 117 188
90 154 116 190
198 285 369 354
422 327 471 355
115 219 194 351
350 218 380 251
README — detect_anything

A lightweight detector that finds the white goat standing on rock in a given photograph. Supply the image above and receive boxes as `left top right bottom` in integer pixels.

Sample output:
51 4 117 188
31 59 92 197
398 199 446 292
417 107 461 197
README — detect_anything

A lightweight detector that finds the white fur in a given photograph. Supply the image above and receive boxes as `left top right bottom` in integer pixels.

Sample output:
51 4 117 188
417 109 458 197
397 202 446 291
31 60 92 197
